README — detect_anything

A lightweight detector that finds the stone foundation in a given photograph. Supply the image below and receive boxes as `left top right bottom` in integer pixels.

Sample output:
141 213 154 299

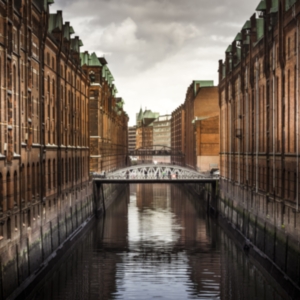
184 180 300 298
1 182 127 300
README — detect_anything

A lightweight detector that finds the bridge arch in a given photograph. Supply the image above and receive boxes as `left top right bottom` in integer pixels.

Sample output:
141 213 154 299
105 164 204 179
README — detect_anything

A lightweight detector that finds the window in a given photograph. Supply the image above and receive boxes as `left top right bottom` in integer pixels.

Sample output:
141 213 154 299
52 79 55 95
47 76 50 93
48 160 51 190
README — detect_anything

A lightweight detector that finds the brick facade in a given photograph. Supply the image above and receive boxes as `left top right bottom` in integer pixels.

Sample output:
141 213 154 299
0 2 128 297
219 0 300 248
171 104 185 166
81 53 129 173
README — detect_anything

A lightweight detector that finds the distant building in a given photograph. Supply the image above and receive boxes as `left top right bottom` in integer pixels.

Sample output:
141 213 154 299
136 108 159 162
128 126 137 152
81 53 129 172
153 115 171 163
171 104 185 166
184 81 219 171
171 81 219 171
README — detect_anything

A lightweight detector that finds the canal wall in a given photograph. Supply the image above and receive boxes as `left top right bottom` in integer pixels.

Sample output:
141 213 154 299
1 182 127 300
184 181 300 299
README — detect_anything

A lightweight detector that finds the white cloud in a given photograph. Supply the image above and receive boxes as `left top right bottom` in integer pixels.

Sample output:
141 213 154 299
50 0 261 125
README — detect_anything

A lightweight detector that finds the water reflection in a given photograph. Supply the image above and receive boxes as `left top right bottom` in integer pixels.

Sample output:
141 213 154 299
28 184 287 300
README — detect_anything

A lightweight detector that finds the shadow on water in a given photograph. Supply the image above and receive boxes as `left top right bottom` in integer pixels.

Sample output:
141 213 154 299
26 184 289 300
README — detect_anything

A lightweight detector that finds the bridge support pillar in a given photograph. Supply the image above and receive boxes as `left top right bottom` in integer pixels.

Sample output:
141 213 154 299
94 183 106 217
210 181 218 217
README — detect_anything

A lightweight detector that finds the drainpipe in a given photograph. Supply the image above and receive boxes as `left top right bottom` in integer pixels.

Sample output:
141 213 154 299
246 67 249 183
294 8 299 212
238 78 241 184
229 101 232 182
273 42 276 191
256 58 259 193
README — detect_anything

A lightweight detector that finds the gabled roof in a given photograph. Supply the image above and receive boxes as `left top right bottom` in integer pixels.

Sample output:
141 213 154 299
33 0 54 11
242 20 251 30
234 32 242 41
48 12 63 33
226 45 232 53
80 52 102 67
256 18 264 41
256 0 266 11
63 22 74 41
270 0 278 13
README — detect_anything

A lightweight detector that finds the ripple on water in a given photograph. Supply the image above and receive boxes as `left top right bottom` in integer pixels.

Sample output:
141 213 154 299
28 184 288 300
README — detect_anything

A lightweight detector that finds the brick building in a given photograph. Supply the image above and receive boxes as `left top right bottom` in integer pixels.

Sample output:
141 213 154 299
218 0 300 283
183 81 219 170
171 104 185 166
81 52 129 173
0 1 127 297
153 115 171 163
136 108 159 162
128 125 137 152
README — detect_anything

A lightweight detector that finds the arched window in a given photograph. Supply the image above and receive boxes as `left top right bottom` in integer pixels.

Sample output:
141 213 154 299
65 159 68 184
27 164 31 201
27 209 31 228
52 79 55 95
36 163 40 198
53 160 56 188
69 158 72 184
7 218 11 239
6 172 11 210
47 75 50 93
21 165 25 203
13 65 16 97
61 159 64 187
48 159 51 190
32 163 35 199
13 171 17 208
7 63 11 89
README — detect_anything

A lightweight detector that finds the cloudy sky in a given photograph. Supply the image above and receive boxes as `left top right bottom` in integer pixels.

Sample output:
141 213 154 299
51 0 258 125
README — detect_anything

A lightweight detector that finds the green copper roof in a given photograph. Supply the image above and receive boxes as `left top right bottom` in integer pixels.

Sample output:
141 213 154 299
48 13 63 33
234 32 242 41
193 80 214 94
80 52 89 66
256 0 266 11
256 18 264 41
242 20 251 30
79 40 84 47
89 52 102 66
71 38 79 52
236 48 241 62
226 45 232 53
63 22 74 40
270 0 278 13
286 0 297 11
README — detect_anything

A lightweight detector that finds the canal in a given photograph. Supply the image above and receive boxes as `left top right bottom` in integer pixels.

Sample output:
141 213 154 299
25 184 288 299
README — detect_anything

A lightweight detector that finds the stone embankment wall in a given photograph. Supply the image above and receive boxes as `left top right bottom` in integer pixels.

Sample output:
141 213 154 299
184 182 300 298
1 183 127 300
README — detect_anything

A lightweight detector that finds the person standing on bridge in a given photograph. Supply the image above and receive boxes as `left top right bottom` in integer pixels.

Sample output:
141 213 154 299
126 171 129 179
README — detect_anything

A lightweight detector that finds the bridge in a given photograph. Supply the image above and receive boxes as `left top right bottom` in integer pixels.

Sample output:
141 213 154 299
93 164 219 214
93 164 218 184
128 145 185 157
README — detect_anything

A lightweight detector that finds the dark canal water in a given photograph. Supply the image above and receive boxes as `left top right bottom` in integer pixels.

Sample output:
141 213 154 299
27 184 288 299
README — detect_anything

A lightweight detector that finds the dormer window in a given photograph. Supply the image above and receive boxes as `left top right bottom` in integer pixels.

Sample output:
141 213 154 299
89 71 95 83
